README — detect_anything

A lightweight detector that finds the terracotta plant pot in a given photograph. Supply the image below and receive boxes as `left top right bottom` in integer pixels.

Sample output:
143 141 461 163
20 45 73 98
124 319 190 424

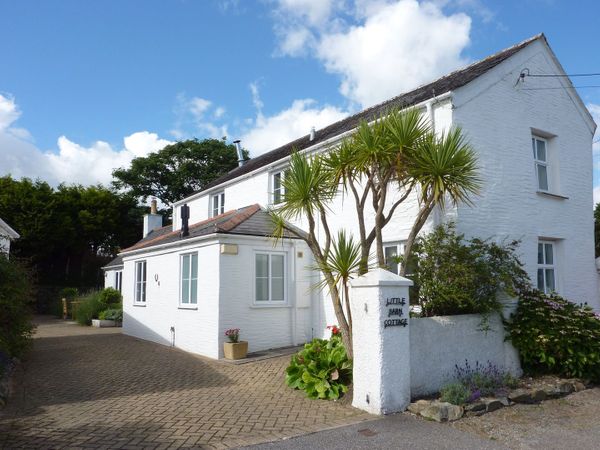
223 341 248 360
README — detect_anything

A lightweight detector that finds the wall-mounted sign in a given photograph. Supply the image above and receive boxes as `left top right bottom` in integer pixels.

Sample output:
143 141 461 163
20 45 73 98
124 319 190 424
383 297 408 328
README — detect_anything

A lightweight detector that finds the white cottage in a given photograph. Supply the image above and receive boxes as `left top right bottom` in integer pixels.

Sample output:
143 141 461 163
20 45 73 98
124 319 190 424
114 34 599 359
0 217 19 255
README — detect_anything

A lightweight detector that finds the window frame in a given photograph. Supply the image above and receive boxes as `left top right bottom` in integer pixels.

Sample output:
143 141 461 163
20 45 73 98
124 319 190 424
532 136 549 192
383 241 406 276
270 170 285 205
253 251 287 305
211 191 225 217
115 270 123 292
134 260 147 304
537 240 557 294
179 252 199 307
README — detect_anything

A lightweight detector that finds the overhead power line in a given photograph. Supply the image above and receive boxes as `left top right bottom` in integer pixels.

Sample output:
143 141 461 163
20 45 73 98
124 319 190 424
520 85 600 91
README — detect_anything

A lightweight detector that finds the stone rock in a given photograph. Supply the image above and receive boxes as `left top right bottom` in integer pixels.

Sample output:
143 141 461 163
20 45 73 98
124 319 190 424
485 399 504 413
531 389 547 402
508 389 533 404
420 401 464 422
408 399 431 415
465 401 486 413
573 381 586 392
497 396 511 407
557 382 575 395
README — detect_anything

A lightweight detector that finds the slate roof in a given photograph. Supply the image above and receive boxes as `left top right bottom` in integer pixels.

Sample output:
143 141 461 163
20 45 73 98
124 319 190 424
102 254 124 270
188 34 544 198
121 204 304 253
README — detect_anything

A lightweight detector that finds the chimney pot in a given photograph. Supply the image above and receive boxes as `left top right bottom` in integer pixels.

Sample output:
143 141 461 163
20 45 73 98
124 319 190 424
233 140 245 167
150 198 158 215
309 127 316 141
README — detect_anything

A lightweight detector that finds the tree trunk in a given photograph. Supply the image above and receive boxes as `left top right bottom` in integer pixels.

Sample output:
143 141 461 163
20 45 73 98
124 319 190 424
400 199 435 276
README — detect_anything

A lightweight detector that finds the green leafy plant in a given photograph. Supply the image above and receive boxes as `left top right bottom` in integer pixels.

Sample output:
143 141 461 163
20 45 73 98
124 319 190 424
74 291 105 325
440 382 470 405
286 334 352 400
506 289 600 381
99 287 122 305
410 223 528 317
98 308 122 322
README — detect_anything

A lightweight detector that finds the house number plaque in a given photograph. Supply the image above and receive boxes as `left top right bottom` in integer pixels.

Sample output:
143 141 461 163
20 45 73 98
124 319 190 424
383 297 408 329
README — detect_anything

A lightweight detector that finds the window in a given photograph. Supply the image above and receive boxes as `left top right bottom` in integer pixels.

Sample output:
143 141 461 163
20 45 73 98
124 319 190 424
384 242 405 275
532 136 549 191
255 252 286 303
134 261 147 303
180 252 198 305
115 271 122 292
537 241 556 293
272 171 284 205
212 192 225 217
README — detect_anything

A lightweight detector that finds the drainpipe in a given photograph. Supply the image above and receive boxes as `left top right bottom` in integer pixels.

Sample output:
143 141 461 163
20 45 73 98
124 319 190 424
291 241 297 346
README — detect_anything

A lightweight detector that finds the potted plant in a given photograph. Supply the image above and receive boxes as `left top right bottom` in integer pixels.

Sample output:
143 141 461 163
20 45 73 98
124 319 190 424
223 328 248 360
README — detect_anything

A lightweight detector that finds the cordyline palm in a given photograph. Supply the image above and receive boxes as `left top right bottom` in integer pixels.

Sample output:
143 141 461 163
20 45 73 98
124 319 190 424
400 127 481 275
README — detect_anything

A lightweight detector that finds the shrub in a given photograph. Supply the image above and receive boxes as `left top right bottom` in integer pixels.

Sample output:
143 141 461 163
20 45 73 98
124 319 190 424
54 287 79 317
99 287 122 305
453 360 519 397
440 382 470 405
410 223 528 317
74 291 106 325
98 308 122 321
0 257 34 358
506 289 600 381
286 334 352 400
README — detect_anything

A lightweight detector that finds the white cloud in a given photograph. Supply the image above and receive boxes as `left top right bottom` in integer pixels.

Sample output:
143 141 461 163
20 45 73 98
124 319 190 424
594 186 600 207
171 93 229 140
271 0 472 107
0 94 173 186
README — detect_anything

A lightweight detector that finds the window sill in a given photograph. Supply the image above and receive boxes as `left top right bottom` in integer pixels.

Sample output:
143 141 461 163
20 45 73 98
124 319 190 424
133 303 146 307
537 191 569 200
250 303 291 309
178 306 198 310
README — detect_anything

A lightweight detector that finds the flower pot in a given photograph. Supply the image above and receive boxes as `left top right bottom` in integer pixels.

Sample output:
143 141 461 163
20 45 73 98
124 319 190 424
223 341 248 360
91 319 117 328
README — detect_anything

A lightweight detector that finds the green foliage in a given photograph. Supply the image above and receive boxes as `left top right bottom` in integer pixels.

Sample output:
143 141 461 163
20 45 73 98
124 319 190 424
99 308 123 321
285 335 352 400
439 382 470 405
74 292 105 325
410 223 529 317
99 287 122 305
59 287 78 300
112 138 248 205
0 257 34 358
506 289 600 381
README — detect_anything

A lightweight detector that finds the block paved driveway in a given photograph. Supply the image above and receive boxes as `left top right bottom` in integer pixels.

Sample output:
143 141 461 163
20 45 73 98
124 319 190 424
0 317 371 449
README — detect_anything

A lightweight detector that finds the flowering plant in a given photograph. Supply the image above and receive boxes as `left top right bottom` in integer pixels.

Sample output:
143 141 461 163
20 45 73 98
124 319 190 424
326 325 340 337
225 328 240 343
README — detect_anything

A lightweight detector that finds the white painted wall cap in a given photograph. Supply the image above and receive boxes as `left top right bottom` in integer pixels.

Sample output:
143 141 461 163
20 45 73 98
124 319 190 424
350 268 414 287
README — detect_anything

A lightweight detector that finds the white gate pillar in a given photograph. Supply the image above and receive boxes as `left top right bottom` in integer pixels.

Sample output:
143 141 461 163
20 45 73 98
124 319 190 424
349 268 413 415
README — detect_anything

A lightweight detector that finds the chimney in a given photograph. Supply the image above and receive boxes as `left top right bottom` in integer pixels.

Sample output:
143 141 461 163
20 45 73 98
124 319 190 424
309 126 315 141
143 197 163 238
233 140 244 167
180 204 190 237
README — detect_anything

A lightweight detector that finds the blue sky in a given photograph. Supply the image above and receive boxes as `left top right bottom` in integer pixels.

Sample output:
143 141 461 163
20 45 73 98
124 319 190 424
1 0 599 196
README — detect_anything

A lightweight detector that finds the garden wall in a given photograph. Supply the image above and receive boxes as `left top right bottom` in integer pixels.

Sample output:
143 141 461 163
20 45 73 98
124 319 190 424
409 313 521 397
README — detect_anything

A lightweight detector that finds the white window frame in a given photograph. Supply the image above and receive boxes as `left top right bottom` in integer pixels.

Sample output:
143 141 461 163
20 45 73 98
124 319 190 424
211 191 225 217
270 170 285 205
383 241 406 275
537 240 556 294
115 271 123 292
179 252 198 307
253 251 287 305
532 136 549 192
134 260 147 304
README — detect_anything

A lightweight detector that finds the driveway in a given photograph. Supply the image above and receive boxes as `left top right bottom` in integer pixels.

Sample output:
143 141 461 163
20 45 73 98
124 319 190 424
0 316 371 449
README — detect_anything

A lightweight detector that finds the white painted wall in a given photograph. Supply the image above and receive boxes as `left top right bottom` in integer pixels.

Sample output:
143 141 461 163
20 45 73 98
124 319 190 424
452 39 599 309
0 235 9 255
103 268 121 289
122 240 221 358
410 313 521 397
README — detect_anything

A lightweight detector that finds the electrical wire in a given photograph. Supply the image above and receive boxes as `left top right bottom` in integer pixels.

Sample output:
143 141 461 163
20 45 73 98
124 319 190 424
526 72 600 78
520 85 600 90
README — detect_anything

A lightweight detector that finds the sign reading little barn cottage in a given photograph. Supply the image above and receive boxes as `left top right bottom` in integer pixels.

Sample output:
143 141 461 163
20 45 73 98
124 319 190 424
383 297 408 328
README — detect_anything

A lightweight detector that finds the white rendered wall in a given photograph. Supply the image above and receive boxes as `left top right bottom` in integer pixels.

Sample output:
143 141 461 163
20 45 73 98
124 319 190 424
0 236 9 255
217 235 314 357
452 39 599 309
409 314 521 397
103 269 119 289
122 241 221 358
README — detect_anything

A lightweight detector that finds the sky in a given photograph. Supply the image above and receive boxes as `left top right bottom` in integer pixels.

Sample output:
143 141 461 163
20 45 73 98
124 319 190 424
1 0 599 201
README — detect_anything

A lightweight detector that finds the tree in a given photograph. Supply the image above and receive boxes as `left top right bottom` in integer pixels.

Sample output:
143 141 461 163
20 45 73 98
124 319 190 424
271 108 480 358
112 138 248 205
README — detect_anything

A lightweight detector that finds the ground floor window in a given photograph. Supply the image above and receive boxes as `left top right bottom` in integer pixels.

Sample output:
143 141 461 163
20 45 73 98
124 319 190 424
537 240 556 293
255 252 286 303
180 252 198 305
115 271 122 292
135 260 147 303
383 242 405 275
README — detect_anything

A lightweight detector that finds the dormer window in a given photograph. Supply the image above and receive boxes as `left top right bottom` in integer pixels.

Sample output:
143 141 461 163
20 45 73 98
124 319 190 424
212 192 225 217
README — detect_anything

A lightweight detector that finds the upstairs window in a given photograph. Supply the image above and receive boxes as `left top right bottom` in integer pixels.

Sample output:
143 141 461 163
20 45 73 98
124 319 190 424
537 240 556 293
212 192 225 217
272 171 284 205
180 252 198 305
134 261 147 303
532 136 549 192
